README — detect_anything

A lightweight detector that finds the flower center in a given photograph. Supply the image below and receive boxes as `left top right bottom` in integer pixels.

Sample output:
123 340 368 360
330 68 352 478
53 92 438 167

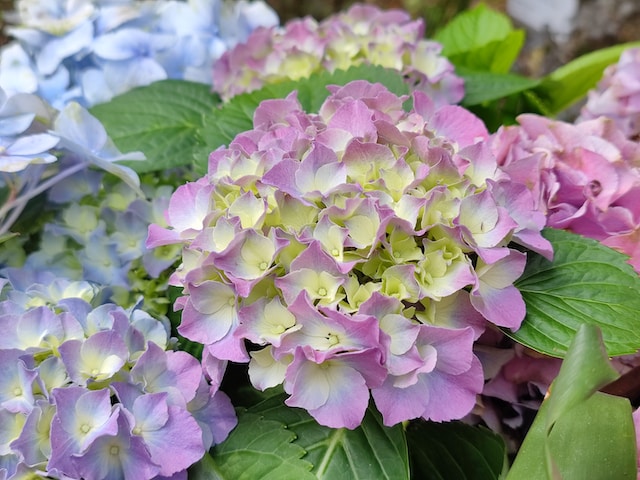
326 333 340 346
589 180 603 196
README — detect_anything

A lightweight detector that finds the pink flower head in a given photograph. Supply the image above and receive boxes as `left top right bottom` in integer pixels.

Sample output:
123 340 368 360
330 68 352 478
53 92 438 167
371 324 484 426
578 47 640 140
146 179 214 248
492 113 640 271
212 3 464 106
284 345 386 429
150 80 551 428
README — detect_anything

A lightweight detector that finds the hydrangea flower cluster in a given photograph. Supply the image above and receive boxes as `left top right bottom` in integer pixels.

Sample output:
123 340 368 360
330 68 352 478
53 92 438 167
212 3 464 106
0 86 143 237
0 273 236 480
4 170 182 318
2 0 279 108
577 48 640 140
492 114 640 272
148 80 552 429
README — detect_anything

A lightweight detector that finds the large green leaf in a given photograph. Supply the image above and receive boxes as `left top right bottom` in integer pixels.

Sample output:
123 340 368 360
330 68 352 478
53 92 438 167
507 324 636 480
243 393 409 480
90 80 219 173
193 64 408 175
434 4 524 74
407 420 507 480
512 228 640 357
533 41 640 115
199 410 315 480
458 68 540 106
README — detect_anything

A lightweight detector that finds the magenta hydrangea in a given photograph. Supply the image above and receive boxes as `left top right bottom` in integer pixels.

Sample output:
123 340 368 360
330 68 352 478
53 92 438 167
0 275 236 479
577 47 640 140
212 3 464 106
148 80 551 429
492 113 640 272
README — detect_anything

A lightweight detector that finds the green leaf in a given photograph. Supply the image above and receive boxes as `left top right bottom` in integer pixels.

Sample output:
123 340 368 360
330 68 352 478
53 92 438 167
407 420 507 480
90 80 219 173
244 392 409 480
542 324 618 431
507 392 636 480
507 324 636 480
458 68 540 106
512 228 640 357
434 4 524 73
193 64 408 175
204 410 315 480
533 41 640 115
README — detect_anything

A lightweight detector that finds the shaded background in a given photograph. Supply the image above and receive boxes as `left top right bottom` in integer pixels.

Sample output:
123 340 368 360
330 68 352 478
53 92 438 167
1 0 639 77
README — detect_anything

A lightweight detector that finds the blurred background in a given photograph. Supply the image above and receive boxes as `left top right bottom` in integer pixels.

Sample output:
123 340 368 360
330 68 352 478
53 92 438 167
1 0 638 77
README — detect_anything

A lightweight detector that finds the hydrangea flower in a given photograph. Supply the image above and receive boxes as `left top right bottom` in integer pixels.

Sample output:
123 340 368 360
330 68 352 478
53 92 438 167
148 80 551 428
577 47 640 140
0 274 236 479
2 0 279 108
3 171 182 318
212 3 464 106
0 83 147 244
491 113 640 272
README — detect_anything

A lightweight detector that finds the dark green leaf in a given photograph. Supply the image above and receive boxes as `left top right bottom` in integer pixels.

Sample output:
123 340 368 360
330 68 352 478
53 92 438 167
193 65 408 175
533 41 640 115
407 420 507 480
458 68 540 106
434 4 524 73
507 324 636 480
90 80 219 173
246 392 409 480
205 409 315 480
512 228 640 357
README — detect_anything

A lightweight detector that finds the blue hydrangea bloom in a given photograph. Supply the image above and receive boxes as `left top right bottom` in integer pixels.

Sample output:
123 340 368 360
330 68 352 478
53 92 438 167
1 0 280 108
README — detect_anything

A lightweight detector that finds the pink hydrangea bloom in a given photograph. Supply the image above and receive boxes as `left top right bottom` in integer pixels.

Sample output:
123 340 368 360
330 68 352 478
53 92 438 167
578 48 640 140
492 113 640 272
149 80 550 429
212 3 464 106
